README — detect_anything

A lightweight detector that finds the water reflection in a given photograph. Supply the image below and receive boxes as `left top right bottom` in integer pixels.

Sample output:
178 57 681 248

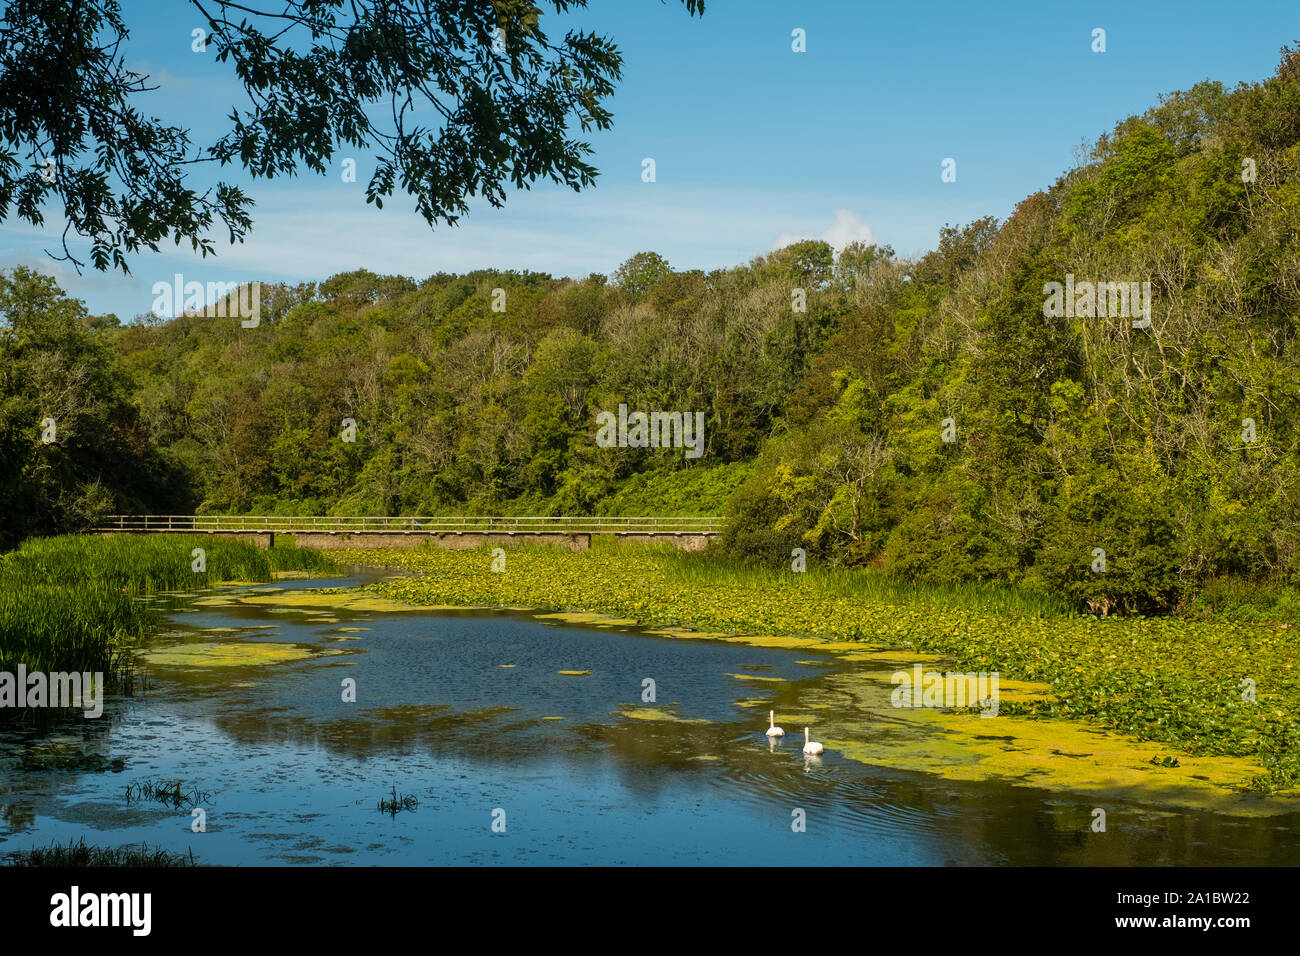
1 578 1298 866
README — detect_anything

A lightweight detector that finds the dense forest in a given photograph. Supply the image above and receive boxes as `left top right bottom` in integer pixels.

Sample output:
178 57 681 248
4 45 1299 614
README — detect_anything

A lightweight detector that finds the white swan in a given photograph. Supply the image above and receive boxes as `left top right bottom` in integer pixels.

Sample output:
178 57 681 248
802 727 823 756
765 710 785 737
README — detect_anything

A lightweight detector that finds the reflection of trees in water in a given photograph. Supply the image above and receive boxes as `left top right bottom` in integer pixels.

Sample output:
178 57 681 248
209 699 1300 864
1 696 130 766
2 799 36 830
1 701 134 839
209 702 755 794
212 704 547 764
878 774 1300 866
1 694 128 737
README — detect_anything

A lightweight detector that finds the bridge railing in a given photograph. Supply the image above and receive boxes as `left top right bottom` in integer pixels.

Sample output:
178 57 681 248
95 515 725 535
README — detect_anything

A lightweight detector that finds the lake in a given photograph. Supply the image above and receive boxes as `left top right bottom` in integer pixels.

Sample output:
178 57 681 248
2 574 1297 865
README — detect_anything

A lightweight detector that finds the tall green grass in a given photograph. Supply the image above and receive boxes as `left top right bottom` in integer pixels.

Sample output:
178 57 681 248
0 584 148 678
0 534 334 593
0 534 335 695
646 542 1075 619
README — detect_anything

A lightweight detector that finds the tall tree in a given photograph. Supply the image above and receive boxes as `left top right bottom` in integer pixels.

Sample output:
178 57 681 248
0 267 190 545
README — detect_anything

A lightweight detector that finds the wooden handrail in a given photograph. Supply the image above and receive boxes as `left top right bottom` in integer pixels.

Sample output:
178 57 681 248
93 514 724 534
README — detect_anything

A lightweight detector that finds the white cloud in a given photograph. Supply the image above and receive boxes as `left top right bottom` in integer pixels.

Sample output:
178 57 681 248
822 209 875 249
5 186 975 319
772 208 874 253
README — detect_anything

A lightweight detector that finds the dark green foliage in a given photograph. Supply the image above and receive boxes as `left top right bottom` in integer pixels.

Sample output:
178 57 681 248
0 0 704 273
26 241 861 521
0 268 194 548
718 46 1300 614
714 473 806 566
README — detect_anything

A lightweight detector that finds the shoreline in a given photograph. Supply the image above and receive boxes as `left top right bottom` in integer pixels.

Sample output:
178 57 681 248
222 574 1300 816
339 545 1300 794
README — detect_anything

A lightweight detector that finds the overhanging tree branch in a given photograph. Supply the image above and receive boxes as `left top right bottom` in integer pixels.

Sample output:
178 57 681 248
0 0 704 273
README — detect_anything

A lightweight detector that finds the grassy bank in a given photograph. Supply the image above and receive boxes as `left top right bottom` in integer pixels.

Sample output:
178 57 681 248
354 541 1300 791
0 534 335 691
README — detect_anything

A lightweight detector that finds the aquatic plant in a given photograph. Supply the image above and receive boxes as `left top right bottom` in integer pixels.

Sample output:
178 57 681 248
0 534 335 705
124 777 210 810
4 837 196 867
378 786 418 816
0 533 334 594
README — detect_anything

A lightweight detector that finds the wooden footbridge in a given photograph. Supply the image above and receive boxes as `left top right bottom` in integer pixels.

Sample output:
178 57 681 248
95 515 724 552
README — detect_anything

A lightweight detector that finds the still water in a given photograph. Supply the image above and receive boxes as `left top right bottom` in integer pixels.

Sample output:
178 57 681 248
2 575 1297 865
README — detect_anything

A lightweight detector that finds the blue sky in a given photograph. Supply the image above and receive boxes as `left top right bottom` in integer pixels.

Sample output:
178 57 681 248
3 0 1298 320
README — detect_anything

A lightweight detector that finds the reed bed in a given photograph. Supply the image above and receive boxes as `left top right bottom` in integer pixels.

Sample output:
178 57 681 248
0 533 333 593
0 533 335 696
4 838 197 867
654 546 1073 619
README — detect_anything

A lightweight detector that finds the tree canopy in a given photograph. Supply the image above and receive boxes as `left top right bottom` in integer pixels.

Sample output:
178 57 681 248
0 0 703 273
